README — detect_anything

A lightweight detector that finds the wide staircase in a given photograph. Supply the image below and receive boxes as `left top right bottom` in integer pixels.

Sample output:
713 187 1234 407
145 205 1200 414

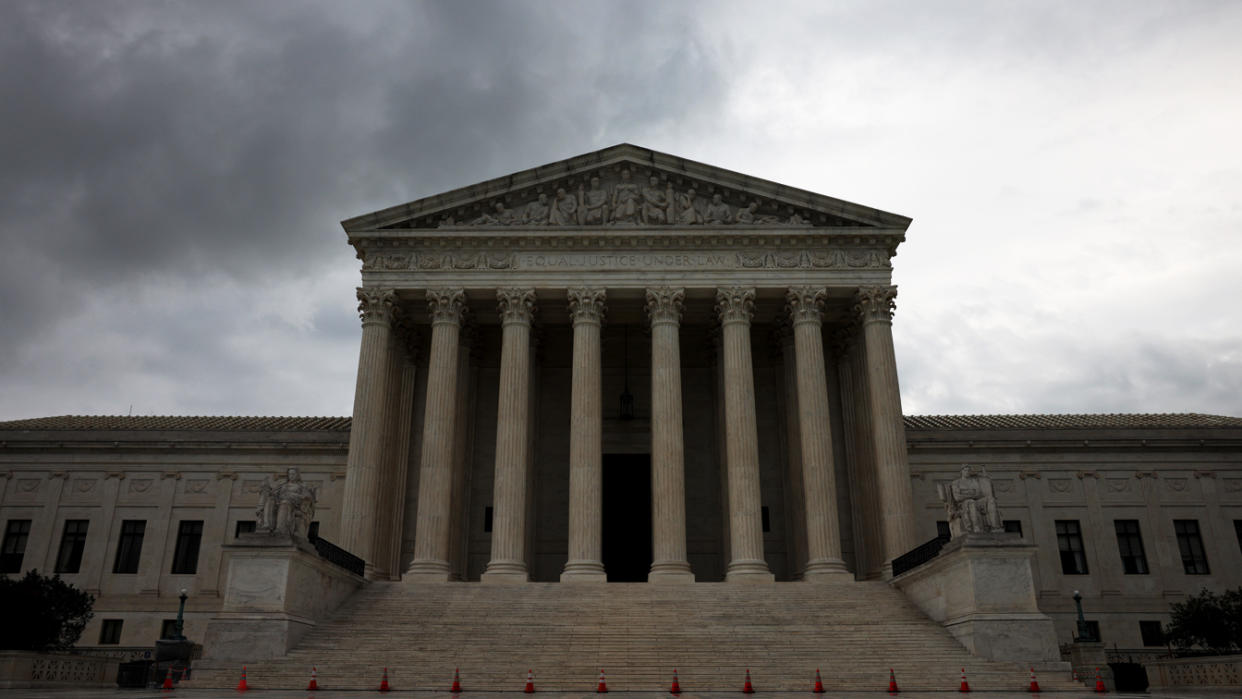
198 581 1082 692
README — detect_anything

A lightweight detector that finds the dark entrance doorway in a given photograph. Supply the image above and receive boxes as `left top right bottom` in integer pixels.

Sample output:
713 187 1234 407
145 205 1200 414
602 453 652 582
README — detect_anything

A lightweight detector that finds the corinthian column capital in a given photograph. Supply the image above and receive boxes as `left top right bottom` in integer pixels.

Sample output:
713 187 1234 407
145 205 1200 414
357 287 399 326
567 287 607 326
854 285 897 324
497 288 537 326
786 286 827 326
645 287 685 326
426 288 468 326
715 286 756 325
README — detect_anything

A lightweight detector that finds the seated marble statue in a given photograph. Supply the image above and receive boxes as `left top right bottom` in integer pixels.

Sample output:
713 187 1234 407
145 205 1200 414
256 468 317 539
937 464 1004 537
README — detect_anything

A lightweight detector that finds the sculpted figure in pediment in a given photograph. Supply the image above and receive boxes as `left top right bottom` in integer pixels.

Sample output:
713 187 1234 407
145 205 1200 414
676 188 702 225
470 201 515 226
578 176 610 225
704 193 732 224
523 193 551 225
611 168 641 224
641 175 672 225
549 187 578 225
737 200 781 224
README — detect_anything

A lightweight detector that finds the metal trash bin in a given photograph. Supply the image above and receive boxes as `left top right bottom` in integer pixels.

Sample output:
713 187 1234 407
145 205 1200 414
116 660 153 688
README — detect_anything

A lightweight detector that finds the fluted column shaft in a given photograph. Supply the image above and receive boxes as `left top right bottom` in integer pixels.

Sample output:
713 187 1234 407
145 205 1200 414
483 289 537 583
406 288 467 581
562 288 608 582
855 286 917 575
716 287 775 582
788 287 851 580
339 288 398 575
647 288 695 582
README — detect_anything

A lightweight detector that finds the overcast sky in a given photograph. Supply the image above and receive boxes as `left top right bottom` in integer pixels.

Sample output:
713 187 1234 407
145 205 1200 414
1 1 1239 421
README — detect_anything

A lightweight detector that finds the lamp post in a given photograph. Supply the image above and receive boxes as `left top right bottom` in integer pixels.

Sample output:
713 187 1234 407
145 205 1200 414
174 588 188 641
1072 590 1097 642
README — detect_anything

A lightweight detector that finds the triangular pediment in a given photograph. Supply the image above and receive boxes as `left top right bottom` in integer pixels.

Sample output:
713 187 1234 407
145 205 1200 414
341 144 910 232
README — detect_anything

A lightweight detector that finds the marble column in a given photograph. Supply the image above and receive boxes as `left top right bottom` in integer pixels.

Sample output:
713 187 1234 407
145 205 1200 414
646 287 695 583
483 288 537 583
787 287 851 580
339 287 398 573
406 288 467 581
854 286 917 576
561 287 608 582
715 287 774 582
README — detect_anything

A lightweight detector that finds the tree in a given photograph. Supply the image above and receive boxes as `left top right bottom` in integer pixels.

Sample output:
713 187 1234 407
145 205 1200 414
0 570 95 652
1165 587 1242 653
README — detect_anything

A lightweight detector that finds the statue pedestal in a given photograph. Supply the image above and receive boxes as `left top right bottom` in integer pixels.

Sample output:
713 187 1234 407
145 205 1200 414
892 533 1068 669
198 533 365 663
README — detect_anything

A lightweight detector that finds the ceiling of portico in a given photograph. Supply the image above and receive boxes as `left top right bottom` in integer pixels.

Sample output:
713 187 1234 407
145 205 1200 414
341 143 912 234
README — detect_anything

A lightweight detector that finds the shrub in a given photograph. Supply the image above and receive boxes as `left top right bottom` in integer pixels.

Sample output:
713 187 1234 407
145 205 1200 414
1164 587 1242 653
0 570 95 651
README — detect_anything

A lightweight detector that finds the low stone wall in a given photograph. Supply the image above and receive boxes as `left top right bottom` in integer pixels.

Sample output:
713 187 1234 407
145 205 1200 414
1146 654 1242 689
0 650 117 689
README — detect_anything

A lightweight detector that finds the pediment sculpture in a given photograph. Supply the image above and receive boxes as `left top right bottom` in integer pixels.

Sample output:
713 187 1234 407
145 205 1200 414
937 464 1004 538
397 167 824 229
256 468 317 539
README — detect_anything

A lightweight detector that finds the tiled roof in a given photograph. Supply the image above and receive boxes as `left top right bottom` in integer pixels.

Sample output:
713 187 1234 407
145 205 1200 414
903 413 1242 430
0 415 352 432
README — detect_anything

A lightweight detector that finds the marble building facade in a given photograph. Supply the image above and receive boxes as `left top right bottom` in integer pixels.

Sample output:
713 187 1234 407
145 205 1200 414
1 145 1240 655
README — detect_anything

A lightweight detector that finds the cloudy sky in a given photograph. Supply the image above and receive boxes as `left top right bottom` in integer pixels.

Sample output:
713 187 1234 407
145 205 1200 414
1 1 1239 421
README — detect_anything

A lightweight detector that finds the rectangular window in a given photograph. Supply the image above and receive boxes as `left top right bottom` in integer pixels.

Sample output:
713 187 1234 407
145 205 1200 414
234 520 256 538
1055 520 1089 575
1080 620 1101 642
1234 520 1241 556
1114 519 1149 575
483 506 494 533
99 619 123 645
1003 520 1023 536
54 519 89 574
1140 620 1164 647
1 519 32 574
307 521 320 540
1174 519 1210 574
936 520 951 539
112 520 146 574
170 521 203 575
761 506 771 533
160 619 178 639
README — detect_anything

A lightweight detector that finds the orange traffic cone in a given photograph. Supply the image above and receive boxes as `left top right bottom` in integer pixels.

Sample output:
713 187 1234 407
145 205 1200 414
887 668 899 695
742 668 755 694
236 666 249 693
161 667 175 691
378 667 390 693
813 668 825 694
959 667 971 692
1028 667 1040 693
307 666 319 691
451 667 462 693
597 669 608 693
670 669 682 695
1094 667 1106 694
524 669 536 694
1072 670 1079 683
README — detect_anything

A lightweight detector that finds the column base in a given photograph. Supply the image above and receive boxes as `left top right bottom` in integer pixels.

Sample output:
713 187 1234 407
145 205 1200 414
648 560 695 583
481 560 529 584
561 560 607 582
404 559 452 582
725 559 775 583
802 558 853 582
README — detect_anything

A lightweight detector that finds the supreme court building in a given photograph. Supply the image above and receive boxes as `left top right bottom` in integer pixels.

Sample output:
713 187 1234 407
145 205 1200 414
2 145 1241 662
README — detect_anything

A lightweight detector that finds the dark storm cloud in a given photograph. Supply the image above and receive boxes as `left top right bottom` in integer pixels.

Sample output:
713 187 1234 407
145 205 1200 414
0 1 728 415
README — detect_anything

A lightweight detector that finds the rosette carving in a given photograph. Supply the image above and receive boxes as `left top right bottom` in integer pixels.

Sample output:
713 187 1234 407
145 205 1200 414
853 285 897 323
497 288 537 325
426 288 468 325
715 287 756 325
645 287 685 325
567 287 607 325
357 287 399 325
786 286 827 326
